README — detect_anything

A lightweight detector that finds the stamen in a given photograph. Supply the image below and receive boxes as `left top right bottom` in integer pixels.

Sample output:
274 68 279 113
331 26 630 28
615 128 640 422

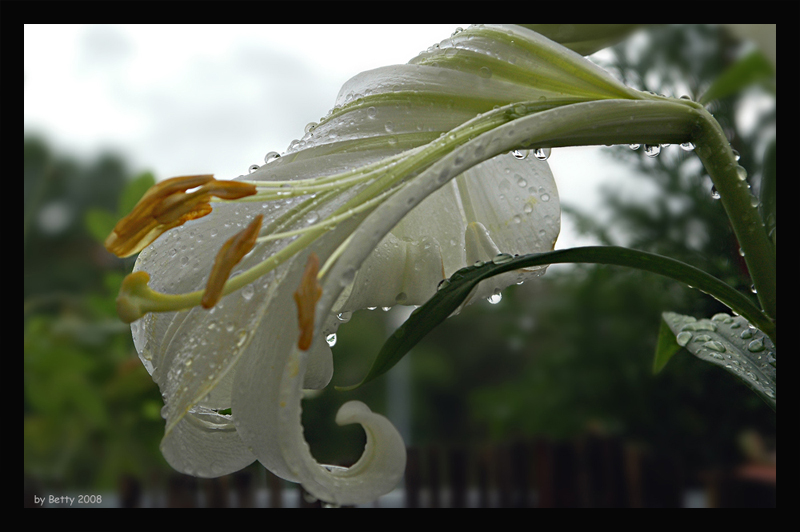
201 214 263 309
293 252 323 351
105 175 256 258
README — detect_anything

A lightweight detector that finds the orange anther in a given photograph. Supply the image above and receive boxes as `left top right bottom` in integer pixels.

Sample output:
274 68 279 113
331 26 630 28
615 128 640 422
201 215 263 309
104 175 256 258
293 252 323 351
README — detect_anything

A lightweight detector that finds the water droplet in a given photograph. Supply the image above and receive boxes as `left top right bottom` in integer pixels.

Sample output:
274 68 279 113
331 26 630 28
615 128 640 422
473 260 485 267
711 185 720 200
680 141 696 151
516 175 527 187
248 164 260 173
395 291 408 303
336 311 352 322
523 203 533 214
540 193 550 202
367 106 377 119
731 149 741 161
740 329 753 339
236 329 249 347
487 291 502 304
644 144 661 157
384 121 394 133
478 66 492 79
264 151 280 164
512 149 528 159
704 340 726 353
241 284 254 301
750 284 758 294
676 331 692 346
629 144 641 151
492 253 514 265
747 339 765 352
681 320 716 332
680 95 693 101
735 165 748 181
304 122 318 134
326 333 337 347
437 278 451 291
452 27 463 36
533 147 551 160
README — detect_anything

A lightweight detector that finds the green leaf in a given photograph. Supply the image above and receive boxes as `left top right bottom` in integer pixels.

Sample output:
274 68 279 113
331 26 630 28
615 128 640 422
661 311 776 411
653 316 682 374
698 49 774 106
759 139 776 250
84 208 118 244
339 246 773 391
119 171 156 216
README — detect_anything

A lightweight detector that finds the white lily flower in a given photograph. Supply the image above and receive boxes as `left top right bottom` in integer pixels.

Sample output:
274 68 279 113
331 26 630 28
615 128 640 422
109 24 653 504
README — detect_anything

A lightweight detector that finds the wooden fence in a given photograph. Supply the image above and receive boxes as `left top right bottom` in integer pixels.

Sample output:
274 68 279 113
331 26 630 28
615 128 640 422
44 436 773 508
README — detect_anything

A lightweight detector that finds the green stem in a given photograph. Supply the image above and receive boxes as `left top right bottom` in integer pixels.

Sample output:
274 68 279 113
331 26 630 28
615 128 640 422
691 107 777 321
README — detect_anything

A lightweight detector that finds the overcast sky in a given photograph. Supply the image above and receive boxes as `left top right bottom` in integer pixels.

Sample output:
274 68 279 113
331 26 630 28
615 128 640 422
24 24 703 250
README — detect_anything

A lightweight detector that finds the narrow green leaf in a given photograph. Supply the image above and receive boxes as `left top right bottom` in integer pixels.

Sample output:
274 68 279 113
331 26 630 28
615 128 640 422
661 312 776 411
698 49 774 106
653 316 682 374
759 139 776 250
339 246 773 391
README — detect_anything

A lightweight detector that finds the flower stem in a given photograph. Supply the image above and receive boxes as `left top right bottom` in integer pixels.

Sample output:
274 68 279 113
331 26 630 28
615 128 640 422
691 107 777 322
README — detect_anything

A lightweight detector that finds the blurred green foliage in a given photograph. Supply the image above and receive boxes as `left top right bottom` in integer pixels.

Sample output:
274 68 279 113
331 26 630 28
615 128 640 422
24 137 166 490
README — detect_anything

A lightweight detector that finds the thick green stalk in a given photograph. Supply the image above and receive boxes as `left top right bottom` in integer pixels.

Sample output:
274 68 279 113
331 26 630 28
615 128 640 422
691 107 777 321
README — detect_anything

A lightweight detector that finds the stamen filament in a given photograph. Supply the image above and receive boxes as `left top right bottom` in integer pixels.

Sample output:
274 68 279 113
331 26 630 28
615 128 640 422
255 185 402 245
116 99 581 323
